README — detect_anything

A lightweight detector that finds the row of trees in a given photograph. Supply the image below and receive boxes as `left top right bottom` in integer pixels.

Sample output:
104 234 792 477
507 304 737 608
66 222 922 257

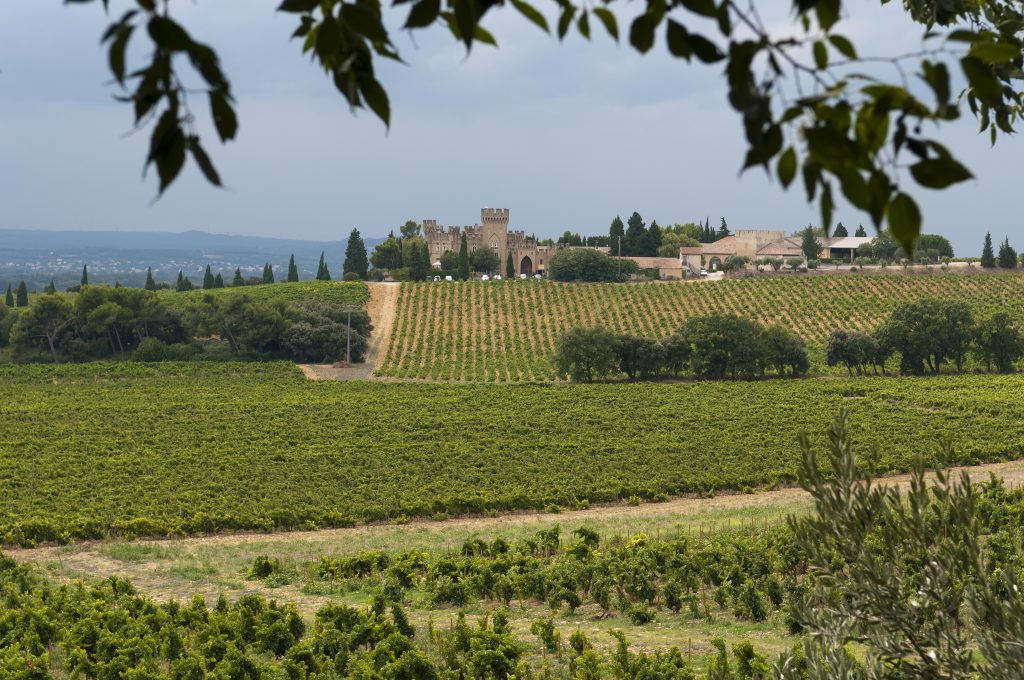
827 299 1024 375
980 231 1020 269
0 286 371 364
554 315 809 382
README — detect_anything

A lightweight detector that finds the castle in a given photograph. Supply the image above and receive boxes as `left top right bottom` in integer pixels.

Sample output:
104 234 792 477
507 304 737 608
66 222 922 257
423 208 553 276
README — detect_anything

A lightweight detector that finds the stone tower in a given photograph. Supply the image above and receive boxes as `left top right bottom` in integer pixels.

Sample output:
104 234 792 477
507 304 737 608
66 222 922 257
480 208 510 272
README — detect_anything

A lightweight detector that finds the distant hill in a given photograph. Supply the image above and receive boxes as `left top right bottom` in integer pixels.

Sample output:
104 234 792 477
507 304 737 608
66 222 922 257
0 229 384 291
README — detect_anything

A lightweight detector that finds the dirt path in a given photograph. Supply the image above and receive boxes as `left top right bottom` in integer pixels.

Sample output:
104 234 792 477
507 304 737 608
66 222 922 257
297 282 399 381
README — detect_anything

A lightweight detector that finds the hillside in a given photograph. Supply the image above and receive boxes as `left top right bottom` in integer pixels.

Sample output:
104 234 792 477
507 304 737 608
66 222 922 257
376 273 1024 381
157 280 370 311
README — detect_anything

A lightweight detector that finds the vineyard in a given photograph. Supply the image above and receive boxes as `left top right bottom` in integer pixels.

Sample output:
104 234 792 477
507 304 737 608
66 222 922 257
157 280 369 311
376 273 1024 381
3 362 1024 544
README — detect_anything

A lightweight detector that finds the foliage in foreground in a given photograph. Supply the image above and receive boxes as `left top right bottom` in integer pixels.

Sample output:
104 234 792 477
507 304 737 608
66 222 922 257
3 363 1024 543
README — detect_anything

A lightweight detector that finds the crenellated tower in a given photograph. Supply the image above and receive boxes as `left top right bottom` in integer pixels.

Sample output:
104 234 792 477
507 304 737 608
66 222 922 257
481 208 510 271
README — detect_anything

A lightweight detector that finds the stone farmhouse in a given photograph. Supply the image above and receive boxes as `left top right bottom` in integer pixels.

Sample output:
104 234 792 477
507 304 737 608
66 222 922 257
423 208 554 276
700 230 872 270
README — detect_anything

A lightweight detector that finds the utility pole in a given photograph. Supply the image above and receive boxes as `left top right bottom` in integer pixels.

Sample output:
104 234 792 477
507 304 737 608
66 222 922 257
618 235 622 277
346 306 352 366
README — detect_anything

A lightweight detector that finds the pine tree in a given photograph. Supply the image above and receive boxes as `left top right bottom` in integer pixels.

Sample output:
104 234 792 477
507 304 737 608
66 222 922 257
609 216 625 254
647 220 663 257
801 226 823 261
44 280 56 294
506 252 515 278
81 265 89 286
263 263 274 284
232 268 245 286
458 234 470 281
718 217 730 238
855 224 867 237
624 212 647 256
343 229 369 279
5 284 14 307
214 273 224 288
833 222 849 237
998 237 1018 269
144 268 157 291
203 265 215 289
16 281 28 307
176 271 185 292
287 254 299 282
981 232 996 268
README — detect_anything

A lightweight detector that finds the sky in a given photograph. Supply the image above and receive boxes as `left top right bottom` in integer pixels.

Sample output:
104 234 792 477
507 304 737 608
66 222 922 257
0 2 1020 256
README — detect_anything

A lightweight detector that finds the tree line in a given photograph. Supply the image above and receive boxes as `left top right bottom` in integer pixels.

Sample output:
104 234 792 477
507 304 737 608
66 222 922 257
554 315 810 382
0 286 371 365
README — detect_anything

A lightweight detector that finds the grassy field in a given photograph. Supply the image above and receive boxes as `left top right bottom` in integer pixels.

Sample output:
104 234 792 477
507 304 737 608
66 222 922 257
3 361 1024 544
376 273 1024 381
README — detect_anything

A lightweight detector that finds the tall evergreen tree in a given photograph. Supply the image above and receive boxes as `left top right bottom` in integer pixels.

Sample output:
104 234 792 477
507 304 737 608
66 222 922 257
998 237 1018 269
203 265 215 289
343 229 369 279
609 216 625 254
16 281 28 307
506 252 515 278
717 217 730 238
287 254 299 282
408 242 427 281
44 280 56 294
624 212 647 256
316 252 329 280
144 267 157 291
646 220 663 256
232 268 245 286
801 225 823 261
5 284 14 307
214 272 225 288
981 232 996 268
855 224 867 237
263 263 275 284
81 265 89 286
176 271 186 292
833 221 849 237
704 217 712 242
419 240 431 278
458 234 470 281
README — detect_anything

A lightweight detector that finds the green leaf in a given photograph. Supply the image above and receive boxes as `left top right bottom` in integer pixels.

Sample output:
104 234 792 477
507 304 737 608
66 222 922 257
277 0 321 12
341 4 390 44
360 76 391 127
510 0 549 33
687 32 723 63
813 40 827 69
961 56 1002 104
209 91 238 142
188 136 222 187
629 14 657 54
909 157 973 189
557 6 575 40
148 110 186 196
969 41 1019 64
679 0 717 18
887 192 921 255
666 20 691 59
577 10 590 40
592 8 618 41
108 25 134 86
828 34 856 59
147 16 192 52
777 147 797 188
404 0 441 29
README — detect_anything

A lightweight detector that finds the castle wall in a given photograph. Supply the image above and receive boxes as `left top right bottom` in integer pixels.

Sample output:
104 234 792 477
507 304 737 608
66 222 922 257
424 208 545 275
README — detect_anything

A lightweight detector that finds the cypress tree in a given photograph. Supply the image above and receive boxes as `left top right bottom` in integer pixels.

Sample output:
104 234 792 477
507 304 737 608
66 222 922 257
5 284 13 307
833 222 849 237
457 234 470 281
419 241 431 279
16 281 28 307
263 263 275 284
176 271 185 292
316 251 332 280
44 280 56 294
624 212 647 256
981 232 996 268
647 220 663 256
609 216 625 253
144 268 157 291
214 272 224 288
717 217 730 238
287 254 299 282
203 265 215 289
506 252 515 278
855 224 867 237
232 268 245 287
81 265 89 286
343 229 369 279
998 237 1018 269
408 242 426 281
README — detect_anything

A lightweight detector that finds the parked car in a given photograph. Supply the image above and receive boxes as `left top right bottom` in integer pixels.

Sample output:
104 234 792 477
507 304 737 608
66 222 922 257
494 275 502 281
534 273 542 279
445 275 454 282
432 275 441 282
481 274 490 281
520 274 528 279
699 268 708 277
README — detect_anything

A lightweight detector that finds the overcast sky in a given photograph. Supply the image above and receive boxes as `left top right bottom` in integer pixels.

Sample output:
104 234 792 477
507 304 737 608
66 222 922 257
1 2 1020 255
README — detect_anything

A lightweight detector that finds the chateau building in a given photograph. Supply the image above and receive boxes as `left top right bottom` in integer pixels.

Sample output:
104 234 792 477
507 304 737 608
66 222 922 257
423 208 553 276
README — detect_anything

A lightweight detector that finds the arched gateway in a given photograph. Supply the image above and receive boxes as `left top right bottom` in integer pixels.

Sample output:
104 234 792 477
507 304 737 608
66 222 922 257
519 256 533 276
